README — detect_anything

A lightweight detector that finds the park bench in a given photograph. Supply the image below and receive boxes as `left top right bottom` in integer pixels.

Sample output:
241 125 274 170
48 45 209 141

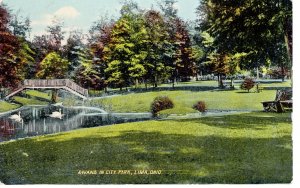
261 89 292 113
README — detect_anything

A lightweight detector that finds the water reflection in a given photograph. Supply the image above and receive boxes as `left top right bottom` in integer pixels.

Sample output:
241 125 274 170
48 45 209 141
0 106 151 142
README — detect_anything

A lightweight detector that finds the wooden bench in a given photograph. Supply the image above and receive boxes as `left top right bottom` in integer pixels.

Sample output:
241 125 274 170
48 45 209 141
262 89 292 113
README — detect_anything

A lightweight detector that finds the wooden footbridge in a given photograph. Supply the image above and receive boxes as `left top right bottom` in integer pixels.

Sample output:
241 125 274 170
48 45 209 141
4 79 88 100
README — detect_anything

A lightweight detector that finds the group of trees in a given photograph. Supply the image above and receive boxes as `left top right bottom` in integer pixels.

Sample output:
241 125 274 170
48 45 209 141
0 0 292 92
197 0 292 85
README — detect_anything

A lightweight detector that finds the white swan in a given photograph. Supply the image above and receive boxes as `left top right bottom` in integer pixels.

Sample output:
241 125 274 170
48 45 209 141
9 111 23 122
49 109 64 119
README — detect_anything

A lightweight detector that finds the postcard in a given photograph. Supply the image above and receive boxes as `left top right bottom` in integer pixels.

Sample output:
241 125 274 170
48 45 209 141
0 0 293 184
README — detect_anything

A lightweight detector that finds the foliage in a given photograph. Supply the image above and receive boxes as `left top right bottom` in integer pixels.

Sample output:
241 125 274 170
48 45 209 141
0 5 23 88
240 78 255 92
9 11 31 39
75 49 106 90
144 10 172 87
193 101 207 113
62 30 85 78
104 6 149 89
150 96 174 116
197 0 292 73
36 52 69 79
32 19 65 62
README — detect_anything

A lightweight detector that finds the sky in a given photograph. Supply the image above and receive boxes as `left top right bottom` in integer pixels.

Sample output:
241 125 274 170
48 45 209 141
1 0 199 40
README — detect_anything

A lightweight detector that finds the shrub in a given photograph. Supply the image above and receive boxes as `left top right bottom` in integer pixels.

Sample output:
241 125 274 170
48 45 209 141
151 96 174 117
240 78 255 92
193 101 207 113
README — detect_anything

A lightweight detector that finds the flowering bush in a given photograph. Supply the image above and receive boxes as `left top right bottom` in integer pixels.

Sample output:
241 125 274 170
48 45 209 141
151 96 174 117
193 101 207 113
240 78 255 92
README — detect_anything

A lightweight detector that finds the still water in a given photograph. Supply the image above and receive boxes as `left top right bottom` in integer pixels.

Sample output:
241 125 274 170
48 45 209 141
0 106 152 142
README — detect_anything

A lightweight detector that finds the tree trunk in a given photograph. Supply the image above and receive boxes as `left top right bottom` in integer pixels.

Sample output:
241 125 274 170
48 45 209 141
281 63 285 82
51 89 58 103
135 79 138 89
154 75 158 88
172 78 175 89
284 32 292 85
256 67 259 80
218 74 223 88
230 77 234 88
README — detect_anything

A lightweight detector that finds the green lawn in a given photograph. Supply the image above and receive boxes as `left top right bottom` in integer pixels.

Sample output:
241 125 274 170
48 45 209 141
0 101 20 113
12 96 49 106
0 112 292 184
24 90 51 100
92 89 277 114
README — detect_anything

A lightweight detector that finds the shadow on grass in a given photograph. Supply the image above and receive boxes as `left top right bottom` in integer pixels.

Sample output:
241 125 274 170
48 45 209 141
104 86 218 96
0 120 292 184
173 113 292 130
235 91 253 94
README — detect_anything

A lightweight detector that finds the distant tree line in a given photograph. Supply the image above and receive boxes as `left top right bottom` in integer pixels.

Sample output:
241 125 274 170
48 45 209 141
0 0 292 91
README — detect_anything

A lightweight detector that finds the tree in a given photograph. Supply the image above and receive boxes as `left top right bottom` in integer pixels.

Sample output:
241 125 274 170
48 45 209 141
9 11 31 39
46 19 65 53
9 12 35 79
36 52 69 103
196 0 292 81
62 30 85 78
32 19 65 63
75 49 106 90
0 5 23 89
144 10 172 88
88 16 115 91
104 3 148 90
173 18 196 82
104 16 141 90
36 52 69 79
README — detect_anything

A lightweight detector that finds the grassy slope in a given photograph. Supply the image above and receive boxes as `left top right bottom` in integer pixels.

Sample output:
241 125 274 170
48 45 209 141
12 96 48 106
24 90 51 100
0 101 20 113
93 89 276 114
0 112 292 184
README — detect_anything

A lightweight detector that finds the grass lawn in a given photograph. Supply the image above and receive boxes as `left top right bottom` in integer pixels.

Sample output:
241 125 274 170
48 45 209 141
0 101 20 113
0 112 292 184
93 89 277 114
12 96 49 106
24 90 51 100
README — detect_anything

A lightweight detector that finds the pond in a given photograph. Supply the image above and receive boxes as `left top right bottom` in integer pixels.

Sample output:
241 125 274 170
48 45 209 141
0 106 152 142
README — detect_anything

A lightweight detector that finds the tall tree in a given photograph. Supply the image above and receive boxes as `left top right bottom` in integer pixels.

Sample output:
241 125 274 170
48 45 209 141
46 19 65 53
36 52 69 103
9 11 31 39
36 52 69 79
173 18 196 81
75 49 106 90
32 19 65 62
196 0 292 81
88 16 115 91
104 3 148 90
144 10 172 88
62 30 85 78
0 5 23 89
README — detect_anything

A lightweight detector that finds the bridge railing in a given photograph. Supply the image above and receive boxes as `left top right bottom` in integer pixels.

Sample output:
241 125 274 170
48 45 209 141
65 79 89 97
23 79 88 97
